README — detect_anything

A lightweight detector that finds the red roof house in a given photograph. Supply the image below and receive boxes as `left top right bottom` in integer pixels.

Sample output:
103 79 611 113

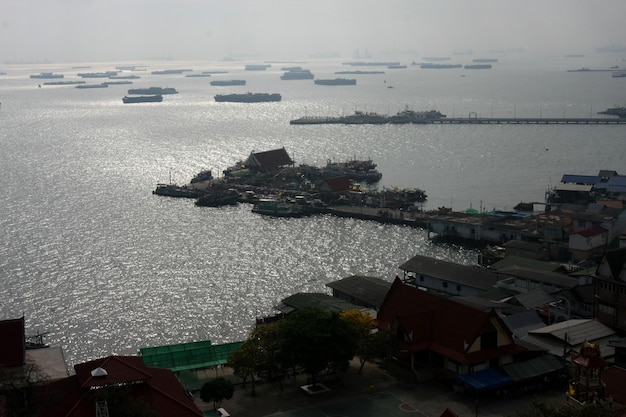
33 355 202 417
0 317 26 367
377 278 525 377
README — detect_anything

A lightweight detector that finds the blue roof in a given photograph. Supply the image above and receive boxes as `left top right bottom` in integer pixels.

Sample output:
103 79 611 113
457 368 514 392
561 175 600 185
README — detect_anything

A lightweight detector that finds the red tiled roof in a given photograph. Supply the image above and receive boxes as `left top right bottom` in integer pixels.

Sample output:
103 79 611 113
321 176 352 193
249 148 293 171
377 279 524 364
75 355 152 389
34 356 202 417
572 226 607 237
0 317 25 366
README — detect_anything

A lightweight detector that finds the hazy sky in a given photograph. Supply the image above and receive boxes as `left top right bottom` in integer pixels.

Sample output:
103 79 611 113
3 0 626 63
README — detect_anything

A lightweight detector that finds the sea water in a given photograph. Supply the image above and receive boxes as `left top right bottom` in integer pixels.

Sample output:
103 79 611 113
1 52 625 367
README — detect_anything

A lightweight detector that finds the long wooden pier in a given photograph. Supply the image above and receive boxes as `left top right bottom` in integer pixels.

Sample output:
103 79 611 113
290 115 626 125
430 117 626 125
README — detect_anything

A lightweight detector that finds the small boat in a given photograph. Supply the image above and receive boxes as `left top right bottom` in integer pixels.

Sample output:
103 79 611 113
252 198 305 217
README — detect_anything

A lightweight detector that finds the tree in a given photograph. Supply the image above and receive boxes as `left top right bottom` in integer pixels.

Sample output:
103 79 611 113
279 308 359 386
228 322 285 395
515 397 626 417
200 377 234 409
341 309 390 374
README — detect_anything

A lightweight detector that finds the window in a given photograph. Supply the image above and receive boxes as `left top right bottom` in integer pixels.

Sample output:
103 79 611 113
443 281 448 288
481 331 497 348
457 284 462 292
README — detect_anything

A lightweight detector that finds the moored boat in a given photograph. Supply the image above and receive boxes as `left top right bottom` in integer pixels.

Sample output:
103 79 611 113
252 198 305 217
195 189 239 207
152 183 199 198
190 169 213 183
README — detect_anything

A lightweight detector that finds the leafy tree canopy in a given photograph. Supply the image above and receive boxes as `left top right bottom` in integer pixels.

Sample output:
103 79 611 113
200 377 234 409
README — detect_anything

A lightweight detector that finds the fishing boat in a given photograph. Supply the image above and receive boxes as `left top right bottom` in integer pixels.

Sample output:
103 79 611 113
152 183 199 198
195 189 239 207
252 198 304 217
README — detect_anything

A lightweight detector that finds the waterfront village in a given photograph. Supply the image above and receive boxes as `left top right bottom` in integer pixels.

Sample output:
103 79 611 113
3 147 626 417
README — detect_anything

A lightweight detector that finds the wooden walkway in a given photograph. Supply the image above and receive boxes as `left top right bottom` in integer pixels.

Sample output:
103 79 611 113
430 117 626 125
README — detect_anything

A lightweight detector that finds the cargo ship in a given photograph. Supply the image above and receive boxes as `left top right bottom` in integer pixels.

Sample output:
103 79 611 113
280 69 314 80
420 63 462 69
314 78 357 86
127 87 178 95
214 93 281 103
30 72 64 79
463 64 492 69
210 80 246 86
122 95 163 103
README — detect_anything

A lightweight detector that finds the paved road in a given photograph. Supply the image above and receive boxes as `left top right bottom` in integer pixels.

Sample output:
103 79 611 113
193 359 567 417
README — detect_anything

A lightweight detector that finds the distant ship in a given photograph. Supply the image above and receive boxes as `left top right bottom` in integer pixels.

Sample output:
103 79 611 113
245 64 271 71
77 71 118 78
76 83 108 89
334 70 385 75
420 63 462 69
472 58 498 63
127 87 178 95
109 75 140 80
122 95 163 103
280 69 314 80
30 72 64 79
314 78 357 86
463 64 492 69
151 69 191 75
214 93 281 103
43 81 85 85
210 80 246 86
598 106 626 118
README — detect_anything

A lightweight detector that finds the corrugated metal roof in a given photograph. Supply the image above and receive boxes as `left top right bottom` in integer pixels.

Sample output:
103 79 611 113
496 266 579 289
501 310 546 339
503 355 564 381
490 255 561 272
276 292 363 313
399 254 500 291
529 319 615 345
513 288 554 308
326 275 391 309
561 175 600 184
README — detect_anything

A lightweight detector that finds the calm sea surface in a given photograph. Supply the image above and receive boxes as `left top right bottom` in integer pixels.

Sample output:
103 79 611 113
1 53 625 368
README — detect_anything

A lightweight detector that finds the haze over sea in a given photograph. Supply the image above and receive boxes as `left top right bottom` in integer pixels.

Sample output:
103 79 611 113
1 52 625 368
